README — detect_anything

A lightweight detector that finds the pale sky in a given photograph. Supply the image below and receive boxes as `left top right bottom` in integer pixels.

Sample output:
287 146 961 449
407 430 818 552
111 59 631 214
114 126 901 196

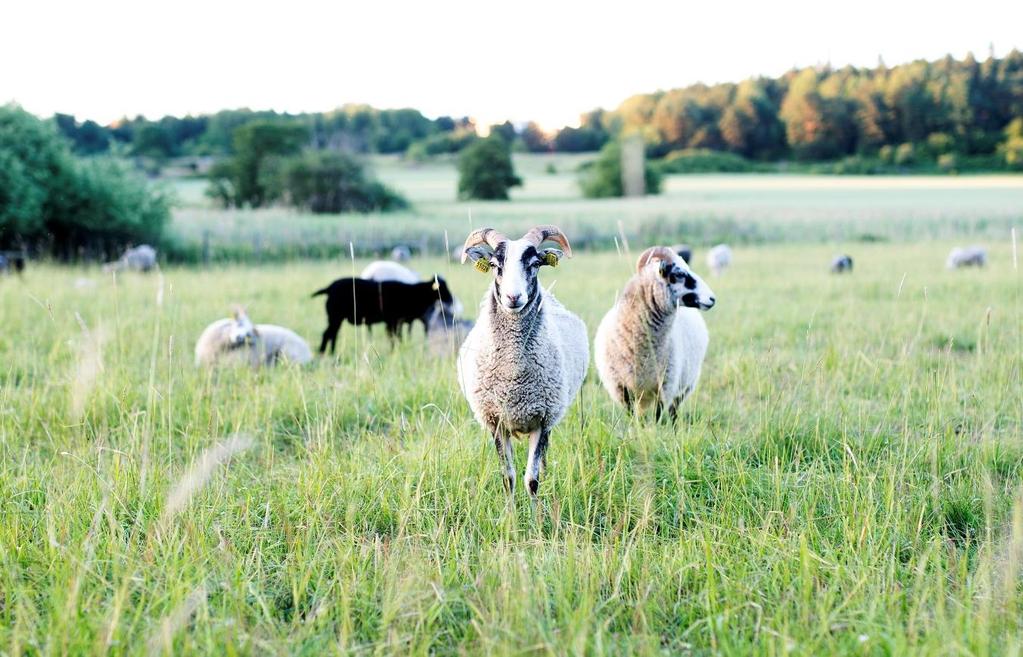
2 0 1021 130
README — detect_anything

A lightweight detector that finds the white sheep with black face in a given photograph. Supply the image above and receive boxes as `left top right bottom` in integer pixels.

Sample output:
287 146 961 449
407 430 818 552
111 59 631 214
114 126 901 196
195 308 312 368
595 246 716 421
456 225 589 497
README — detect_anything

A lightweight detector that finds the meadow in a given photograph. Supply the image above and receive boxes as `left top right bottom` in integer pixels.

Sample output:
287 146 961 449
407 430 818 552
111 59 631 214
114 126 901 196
1 161 1023 655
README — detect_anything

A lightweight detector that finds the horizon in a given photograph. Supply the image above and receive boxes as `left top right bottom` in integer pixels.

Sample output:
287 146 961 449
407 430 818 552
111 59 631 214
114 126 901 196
2 0 1022 130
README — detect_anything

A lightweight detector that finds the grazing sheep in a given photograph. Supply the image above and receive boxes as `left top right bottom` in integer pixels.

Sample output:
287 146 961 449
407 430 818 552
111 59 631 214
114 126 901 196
946 246 987 269
830 254 854 274
457 225 588 497
360 260 420 285
705 244 732 276
195 308 312 367
103 245 157 273
672 243 693 264
425 302 474 357
312 276 457 353
391 245 412 262
594 246 716 421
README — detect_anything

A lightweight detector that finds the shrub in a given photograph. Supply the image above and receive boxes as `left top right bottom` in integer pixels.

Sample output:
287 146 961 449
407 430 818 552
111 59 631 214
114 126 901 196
657 148 762 174
580 141 661 198
457 136 522 200
405 128 478 161
0 104 169 257
276 151 407 214
207 121 308 208
894 143 916 166
1000 118 1023 171
937 153 958 172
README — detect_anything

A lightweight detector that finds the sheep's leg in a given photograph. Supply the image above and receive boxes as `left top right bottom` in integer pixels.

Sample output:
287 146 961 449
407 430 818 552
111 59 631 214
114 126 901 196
493 429 515 493
525 427 551 498
320 322 340 354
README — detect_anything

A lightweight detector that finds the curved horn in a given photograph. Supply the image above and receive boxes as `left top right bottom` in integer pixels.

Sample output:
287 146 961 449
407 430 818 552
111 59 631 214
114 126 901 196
523 225 572 257
460 227 508 263
636 246 678 273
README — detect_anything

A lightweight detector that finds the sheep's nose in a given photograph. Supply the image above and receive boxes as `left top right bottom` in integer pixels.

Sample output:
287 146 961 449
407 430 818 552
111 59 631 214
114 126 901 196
705 296 716 308
505 293 523 307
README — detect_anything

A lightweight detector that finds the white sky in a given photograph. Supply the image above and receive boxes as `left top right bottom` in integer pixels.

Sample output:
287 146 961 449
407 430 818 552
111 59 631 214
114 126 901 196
2 0 1021 130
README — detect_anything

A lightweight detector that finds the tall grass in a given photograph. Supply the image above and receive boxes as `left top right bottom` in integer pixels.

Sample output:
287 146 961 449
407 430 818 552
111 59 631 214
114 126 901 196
1 240 1020 654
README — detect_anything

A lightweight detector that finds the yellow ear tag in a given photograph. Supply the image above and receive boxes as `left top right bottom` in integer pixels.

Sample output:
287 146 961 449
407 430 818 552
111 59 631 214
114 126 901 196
432 279 440 291
474 259 491 273
543 252 560 267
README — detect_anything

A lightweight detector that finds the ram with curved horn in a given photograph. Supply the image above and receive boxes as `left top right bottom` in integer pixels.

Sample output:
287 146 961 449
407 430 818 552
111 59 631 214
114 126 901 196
456 225 589 498
594 245 716 421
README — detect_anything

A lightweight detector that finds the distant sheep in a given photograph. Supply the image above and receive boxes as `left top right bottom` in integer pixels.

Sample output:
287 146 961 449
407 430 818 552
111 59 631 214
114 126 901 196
195 308 312 367
946 246 987 269
0 253 25 276
706 244 732 276
360 260 420 285
671 244 693 264
104 245 157 273
425 302 474 357
830 254 853 274
312 276 457 353
391 245 412 262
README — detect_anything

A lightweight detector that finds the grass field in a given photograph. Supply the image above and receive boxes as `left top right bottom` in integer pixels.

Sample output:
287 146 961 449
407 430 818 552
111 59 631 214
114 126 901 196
1 237 1021 654
166 156 1023 262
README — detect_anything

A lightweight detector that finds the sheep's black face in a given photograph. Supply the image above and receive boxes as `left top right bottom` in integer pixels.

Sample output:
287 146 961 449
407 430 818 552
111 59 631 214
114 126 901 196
466 240 562 314
227 312 258 347
658 259 716 311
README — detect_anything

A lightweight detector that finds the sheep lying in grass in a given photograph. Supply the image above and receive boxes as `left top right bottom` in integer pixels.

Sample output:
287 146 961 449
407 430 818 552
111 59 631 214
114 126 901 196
195 308 312 368
391 245 412 262
830 254 854 273
946 246 987 269
103 245 157 273
706 244 732 276
457 225 588 497
595 246 716 422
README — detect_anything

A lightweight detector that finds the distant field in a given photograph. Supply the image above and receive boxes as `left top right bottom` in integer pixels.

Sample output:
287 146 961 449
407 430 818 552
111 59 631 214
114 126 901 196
165 155 1023 262
2 242 1021 653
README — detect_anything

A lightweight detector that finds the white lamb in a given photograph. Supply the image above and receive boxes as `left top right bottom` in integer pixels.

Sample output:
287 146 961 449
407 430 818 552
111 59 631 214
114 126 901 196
457 225 588 497
595 246 716 421
195 308 312 368
103 245 158 273
705 244 732 276
360 260 420 285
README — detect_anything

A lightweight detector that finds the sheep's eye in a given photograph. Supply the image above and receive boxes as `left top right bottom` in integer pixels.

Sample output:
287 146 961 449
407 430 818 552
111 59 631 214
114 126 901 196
530 259 541 269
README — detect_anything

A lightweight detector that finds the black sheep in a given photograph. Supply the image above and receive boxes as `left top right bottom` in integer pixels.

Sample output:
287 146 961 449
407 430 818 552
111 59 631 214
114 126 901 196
311 276 456 354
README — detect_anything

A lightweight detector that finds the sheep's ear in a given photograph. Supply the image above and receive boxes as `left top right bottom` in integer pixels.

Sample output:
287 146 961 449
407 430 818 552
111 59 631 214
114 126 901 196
464 246 492 273
540 248 563 267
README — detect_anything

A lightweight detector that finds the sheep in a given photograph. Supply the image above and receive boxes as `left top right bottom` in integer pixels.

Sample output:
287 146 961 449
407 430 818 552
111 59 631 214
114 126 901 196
671 243 693 264
195 308 312 368
705 244 732 276
830 254 854 273
312 276 457 353
946 245 987 269
361 260 464 320
594 246 716 422
457 225 588 497
0 252 25 276
360 260 420 285
425 301 474 357
103 245 157 273
390 245 412 262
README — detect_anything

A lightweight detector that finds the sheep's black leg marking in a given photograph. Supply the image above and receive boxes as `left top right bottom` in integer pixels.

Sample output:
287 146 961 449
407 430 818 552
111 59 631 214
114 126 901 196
525 427 551 497
321 321 341 354
620 387 633 415
667 399 680 425
493 430 515 493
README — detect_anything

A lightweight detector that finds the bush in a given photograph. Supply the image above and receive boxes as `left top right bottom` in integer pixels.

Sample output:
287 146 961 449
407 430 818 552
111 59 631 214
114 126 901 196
937 153 958 173
1000 118 1023 171
275 151 407 214
894 143 916 166
207 121 308 208
405 129 478 161
457 136 522 200
580 141 661 198
657 148 762 174
0 104 169 257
